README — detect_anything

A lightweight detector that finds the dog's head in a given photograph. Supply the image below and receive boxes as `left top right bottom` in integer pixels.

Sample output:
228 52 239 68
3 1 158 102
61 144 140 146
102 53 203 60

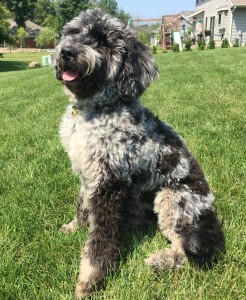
56 9 159 100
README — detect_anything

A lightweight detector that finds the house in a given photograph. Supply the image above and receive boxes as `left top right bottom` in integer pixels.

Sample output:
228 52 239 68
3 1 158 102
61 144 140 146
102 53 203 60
162 12 194 49
8 19 42 48
188 0 246 46
150 28 161 46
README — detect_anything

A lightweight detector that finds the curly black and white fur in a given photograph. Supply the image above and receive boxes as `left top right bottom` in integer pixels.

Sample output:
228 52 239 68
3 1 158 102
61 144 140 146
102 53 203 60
55 9 225 298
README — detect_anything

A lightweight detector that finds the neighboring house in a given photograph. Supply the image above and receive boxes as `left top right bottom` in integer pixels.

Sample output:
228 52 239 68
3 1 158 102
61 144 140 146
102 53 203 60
162 12 194 49
8 19 42 48
188 0 246 46
150 28 161 46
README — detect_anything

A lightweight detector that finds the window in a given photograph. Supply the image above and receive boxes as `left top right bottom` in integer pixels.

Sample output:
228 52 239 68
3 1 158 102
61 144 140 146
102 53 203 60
218 13 222 25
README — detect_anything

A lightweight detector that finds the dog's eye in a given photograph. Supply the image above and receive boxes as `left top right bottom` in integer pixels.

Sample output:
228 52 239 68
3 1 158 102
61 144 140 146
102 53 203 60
90 30 108 47
66 28 80 35
98 39 107 46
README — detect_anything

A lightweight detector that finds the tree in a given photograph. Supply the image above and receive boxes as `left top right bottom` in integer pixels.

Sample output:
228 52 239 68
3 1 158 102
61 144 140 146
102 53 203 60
35 27 57 47
17 27 28 48
138 32 150 45
1 0 37 28
91 0 130 24
55 0 90 32
42 14 61 33
0 4 10 44
33 0 55 26
95 0 119 15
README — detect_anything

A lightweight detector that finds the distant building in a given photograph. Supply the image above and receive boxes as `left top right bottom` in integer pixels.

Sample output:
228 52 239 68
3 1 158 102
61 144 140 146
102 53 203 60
8 19 51 48
162 12 194 49
188 0 246 46
150 29 161 46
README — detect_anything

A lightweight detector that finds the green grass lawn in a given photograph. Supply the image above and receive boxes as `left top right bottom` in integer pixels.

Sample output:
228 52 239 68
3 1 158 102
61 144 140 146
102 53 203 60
0 48 245 300
0 52 49 72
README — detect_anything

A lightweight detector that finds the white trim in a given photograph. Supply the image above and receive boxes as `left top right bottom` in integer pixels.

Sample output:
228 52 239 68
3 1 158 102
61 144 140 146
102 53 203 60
216 7 230 11
187 9 205 18
180 15 194 25
229 6 237 46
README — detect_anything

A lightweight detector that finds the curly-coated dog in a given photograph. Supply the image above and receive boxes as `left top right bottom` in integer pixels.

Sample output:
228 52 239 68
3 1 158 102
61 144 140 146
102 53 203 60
55 9 225 298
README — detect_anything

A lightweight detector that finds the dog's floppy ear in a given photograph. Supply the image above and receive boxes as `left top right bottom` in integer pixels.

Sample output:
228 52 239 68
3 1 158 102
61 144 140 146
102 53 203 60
117 38 159 100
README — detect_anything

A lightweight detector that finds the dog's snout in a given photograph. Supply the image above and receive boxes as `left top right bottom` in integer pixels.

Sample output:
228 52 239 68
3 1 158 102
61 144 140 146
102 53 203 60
61 47 77 61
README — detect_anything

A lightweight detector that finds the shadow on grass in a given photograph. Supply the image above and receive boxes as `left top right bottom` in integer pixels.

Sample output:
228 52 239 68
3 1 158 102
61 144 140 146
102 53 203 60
121 221 159 262
0 61 28 72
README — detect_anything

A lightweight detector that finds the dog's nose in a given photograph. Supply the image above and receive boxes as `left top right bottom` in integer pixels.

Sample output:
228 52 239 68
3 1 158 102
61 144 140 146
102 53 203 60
61 47 77 61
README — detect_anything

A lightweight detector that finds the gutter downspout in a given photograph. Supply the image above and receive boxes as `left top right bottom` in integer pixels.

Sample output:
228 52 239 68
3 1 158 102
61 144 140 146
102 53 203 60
229 6 236 46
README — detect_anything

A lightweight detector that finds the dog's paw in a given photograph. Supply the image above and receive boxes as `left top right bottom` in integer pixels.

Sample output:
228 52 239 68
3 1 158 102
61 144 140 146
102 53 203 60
75 257 105 298
75 281 93 299
145 248 185 271
60 218 78 234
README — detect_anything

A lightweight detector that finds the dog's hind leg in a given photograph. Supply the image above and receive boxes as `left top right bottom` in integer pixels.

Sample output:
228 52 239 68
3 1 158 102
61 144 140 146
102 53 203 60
145 187 225 270
145 188 186 270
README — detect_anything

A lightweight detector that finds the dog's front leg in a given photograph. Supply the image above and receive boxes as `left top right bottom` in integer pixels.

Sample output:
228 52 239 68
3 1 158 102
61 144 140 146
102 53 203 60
75 180 128 299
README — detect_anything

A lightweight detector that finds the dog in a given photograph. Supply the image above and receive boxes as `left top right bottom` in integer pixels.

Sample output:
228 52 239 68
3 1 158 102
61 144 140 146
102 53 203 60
55 9 225 298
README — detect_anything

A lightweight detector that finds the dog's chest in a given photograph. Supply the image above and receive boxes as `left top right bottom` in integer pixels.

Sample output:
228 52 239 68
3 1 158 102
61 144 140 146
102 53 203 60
60 105 137 181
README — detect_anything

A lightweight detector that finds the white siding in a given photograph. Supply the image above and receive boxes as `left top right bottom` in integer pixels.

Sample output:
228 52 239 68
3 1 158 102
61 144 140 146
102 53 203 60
216 10 231 45
231 8 246 45
196 0 230 16
193 0 232 44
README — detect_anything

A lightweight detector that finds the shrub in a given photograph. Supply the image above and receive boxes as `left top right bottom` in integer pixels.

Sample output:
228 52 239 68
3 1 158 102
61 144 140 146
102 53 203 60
233 38 240 47
221 38 229 48
35 27 58 48
152 46 157 54
172 43 180 52
197 39 206 50
207 38 215 49
162 48 168 53
184 39 192 51
17 27 28 48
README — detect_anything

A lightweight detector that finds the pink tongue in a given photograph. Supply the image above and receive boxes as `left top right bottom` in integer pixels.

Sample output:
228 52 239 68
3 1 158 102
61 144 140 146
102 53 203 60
62 70 79 81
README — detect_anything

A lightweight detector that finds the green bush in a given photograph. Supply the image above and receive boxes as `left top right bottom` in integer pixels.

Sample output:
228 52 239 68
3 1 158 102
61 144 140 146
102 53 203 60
35 27 58 48
233 38 240 47
172 43 180 52
221 38 229 48
162 48 168 53
152 46 157 54
197 39 206 50
207 38 215 49
184 39 192 51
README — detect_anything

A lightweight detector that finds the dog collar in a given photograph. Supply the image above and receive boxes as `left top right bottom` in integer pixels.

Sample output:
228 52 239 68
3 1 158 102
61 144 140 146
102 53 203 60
72 105 79 117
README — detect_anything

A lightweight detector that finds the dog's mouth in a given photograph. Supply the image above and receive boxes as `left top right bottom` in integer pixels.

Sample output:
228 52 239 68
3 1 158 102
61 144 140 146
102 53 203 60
57 56 88 83
62 69 80 81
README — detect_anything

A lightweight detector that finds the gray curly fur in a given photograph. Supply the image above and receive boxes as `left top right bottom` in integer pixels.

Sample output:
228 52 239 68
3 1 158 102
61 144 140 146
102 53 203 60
55 9 225 299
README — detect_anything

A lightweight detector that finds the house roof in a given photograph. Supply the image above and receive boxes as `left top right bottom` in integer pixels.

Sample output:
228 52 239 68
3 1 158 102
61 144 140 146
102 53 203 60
180 11 195 17
162 12 194 26
216 5 230 11
231 0 246 5
151 29 160 34
8 19 42 37
187 9 205 18
8 19 42 30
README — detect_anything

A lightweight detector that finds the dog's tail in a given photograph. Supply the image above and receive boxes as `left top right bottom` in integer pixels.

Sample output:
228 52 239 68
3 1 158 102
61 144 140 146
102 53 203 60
180 208 225 267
